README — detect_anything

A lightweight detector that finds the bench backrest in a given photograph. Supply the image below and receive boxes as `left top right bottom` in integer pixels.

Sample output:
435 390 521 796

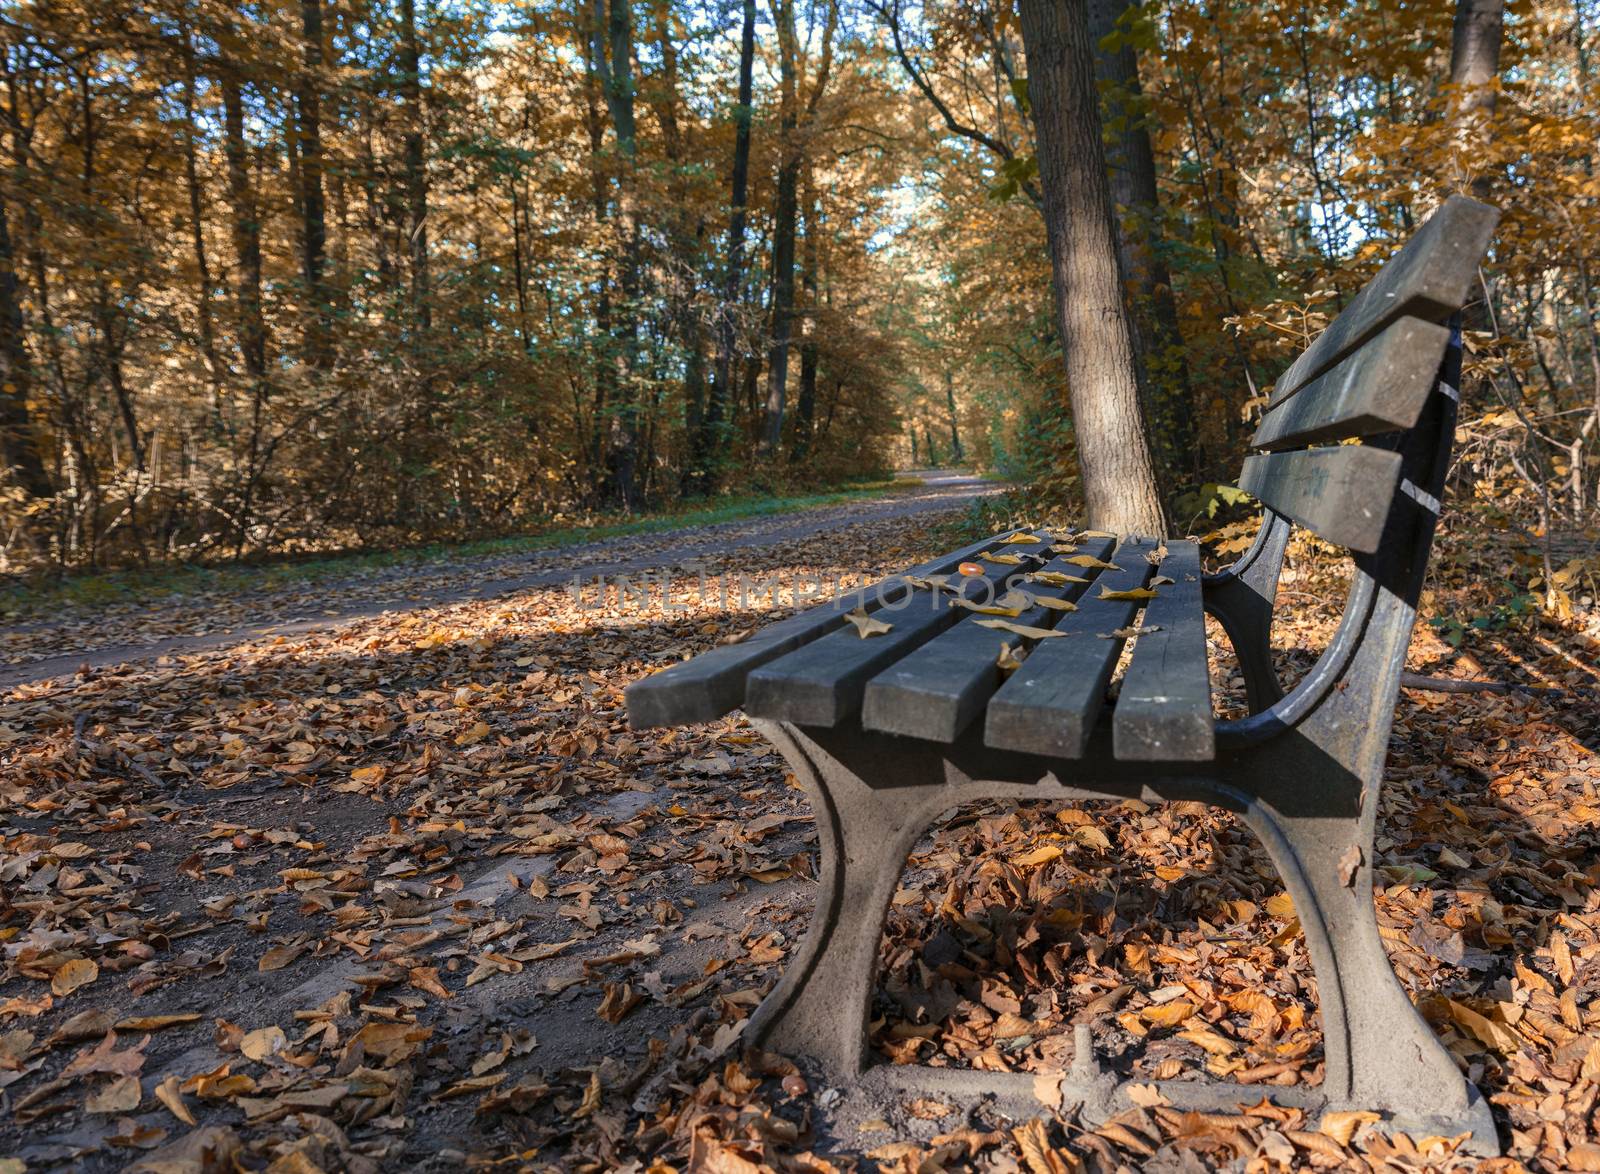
1238 196 1500 553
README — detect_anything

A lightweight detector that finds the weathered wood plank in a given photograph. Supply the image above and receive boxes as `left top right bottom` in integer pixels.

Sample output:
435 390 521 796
1112 540 1213 762
983 538 1161 760
625 531 1006 729
1238 446 1402 553
860 535 1117 743
1273 196 1498 403
1252 316 1450 451
742 540 1057 728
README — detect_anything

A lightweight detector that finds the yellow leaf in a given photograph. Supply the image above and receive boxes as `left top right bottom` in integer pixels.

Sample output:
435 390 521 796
1178 1025 1237 1056
1065 556 1119 569
1141 1000 1196 1028
51 958 98 997
115 1014 201 1032
1012 844 1063 868
154 1074 197 1125
1445 999 1521 1054
980 551 1024 564
1098 585 1158 601
1265 892 1296 919
957 589 1031 617
1027 571 1089 587
975 619 1066 639
1319 1109 1381 1146
997 642 1027 674
999 531 1047 544
240 1025 286 1062
1030 595 1078 612
844 607 893 637
350 765 386 786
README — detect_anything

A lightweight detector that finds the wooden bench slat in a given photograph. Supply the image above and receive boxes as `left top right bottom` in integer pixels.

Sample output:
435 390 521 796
625 531 1007 729
860 535 1118 743
1252 316 1451 451
1112 540 1213 762
1238 446 1402 553
983 537 1161 759
1272 195 1498 404
742 540 1058 728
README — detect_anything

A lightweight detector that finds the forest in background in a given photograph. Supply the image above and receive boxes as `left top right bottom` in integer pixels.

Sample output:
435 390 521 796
0 0 1596 573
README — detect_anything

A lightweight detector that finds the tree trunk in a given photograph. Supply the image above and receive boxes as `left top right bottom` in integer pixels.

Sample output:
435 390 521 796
399 0 431 332
298 0 330 368
1017 0 1167 535
178 22 221 396
221 59 269 555
1450 0 1503 201
587 0 642 509
0 192 51 505
762 0 800 455
1086 0 1196 480
944 368 963 463
700 0 757 482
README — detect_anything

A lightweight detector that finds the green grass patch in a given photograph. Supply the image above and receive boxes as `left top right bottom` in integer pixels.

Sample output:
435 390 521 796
1 479 915 622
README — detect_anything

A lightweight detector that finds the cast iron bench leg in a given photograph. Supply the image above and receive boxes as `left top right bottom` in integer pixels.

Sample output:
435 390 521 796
744 718 948 1077
1230 743 1498 1148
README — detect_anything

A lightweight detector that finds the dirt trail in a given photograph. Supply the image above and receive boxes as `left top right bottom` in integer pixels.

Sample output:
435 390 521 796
1 470 999 688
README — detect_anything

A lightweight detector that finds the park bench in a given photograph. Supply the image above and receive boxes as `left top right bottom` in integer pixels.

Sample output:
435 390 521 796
626 195 1501 1149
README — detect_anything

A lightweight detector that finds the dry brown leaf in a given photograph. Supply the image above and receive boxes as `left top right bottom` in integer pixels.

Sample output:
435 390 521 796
86 1074 142 1114
1338 844 1363 887
975 619 1065 639
154 1075 197 1126
239 1025 286 1062
843 606 893 638
1027 571 1090 587
1098 585 1158 601
115 1014 202 1032
1318 1109 1380 1146
51 958 98 997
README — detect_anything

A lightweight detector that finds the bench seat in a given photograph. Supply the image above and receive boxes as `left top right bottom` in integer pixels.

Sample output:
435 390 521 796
631 532 1213 763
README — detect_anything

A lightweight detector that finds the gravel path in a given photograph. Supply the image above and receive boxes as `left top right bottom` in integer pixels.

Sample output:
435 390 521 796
1 470 1000 688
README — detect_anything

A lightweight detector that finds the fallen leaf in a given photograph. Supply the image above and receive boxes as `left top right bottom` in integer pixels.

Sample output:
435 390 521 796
1098 585 1158 601
154 1074 197 1125
239 1026 286 1062
115 1014 202 1032
975 619 1066 639
1027 571 1089 587
1319 1109 1380 1146
1338 844 1363 887
843 607 893 638
87 1074 142 1114
51 958 98 997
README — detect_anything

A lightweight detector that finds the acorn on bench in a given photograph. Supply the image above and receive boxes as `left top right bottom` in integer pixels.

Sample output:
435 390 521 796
626 195 1501 1152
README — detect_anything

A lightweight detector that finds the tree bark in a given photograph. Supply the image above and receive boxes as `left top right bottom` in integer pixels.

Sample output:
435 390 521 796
792 167 819 463
699 0 757 482
0 191 51 505
944 368 963 463
1086 0 1196 480
298 0 331 368
587 0 642 509
1450 0 1503 201
1017 0 1167 535
399 0 431 333
178 22 221 396
762 0 800 455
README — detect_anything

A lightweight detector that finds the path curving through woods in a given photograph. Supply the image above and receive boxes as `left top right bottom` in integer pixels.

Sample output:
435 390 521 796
0 470 1001 688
